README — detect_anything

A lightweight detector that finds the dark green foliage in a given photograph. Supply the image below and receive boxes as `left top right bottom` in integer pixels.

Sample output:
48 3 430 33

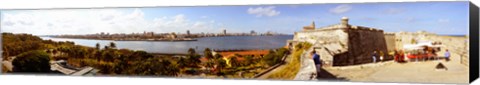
12 50 51 73
230 57 239 67
3 33 180 76
213 54 222 60
2 33 44 57
243 55 254 66
262 48 289 66
215 58 227 70
109 42 116 49
95 43 100 50
188 48 196 55
204 48 213 59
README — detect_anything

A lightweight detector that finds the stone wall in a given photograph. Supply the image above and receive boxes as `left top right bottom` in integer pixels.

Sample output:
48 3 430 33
293 28 349 45
292 27 389 66
340 27 388 66
294 28 349 67
392 32 468 66
384 33 396 51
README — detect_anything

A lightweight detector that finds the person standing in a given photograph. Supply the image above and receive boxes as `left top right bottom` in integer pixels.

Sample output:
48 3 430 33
379 51 384 62
311 50 322 76
372 51 378 63
445 49 450 61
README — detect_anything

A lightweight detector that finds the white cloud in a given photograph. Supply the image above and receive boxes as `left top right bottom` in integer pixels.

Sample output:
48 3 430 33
1 9 221 35
438 19 450 23
330 4 352 14
247 6 280 17
383 8 404 14
405 17 417 23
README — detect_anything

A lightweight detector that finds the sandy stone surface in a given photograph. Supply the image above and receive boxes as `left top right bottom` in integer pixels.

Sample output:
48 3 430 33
323 52 469 84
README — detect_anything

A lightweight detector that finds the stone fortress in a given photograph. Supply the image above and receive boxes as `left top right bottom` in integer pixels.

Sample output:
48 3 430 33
288 17 469 67
291 17 469 81
288 17 389 66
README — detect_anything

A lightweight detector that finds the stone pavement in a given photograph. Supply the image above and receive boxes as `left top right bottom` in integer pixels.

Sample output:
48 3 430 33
294 48 317 80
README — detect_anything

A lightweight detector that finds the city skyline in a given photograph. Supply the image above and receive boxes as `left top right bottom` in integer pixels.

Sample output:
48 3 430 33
1 2 469 35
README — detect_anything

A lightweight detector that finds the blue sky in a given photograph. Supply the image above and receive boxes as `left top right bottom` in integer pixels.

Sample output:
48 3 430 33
1 1 470 35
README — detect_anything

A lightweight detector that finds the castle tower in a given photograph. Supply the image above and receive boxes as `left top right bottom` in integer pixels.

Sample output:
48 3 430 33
302 21 316 31
341 17 349 25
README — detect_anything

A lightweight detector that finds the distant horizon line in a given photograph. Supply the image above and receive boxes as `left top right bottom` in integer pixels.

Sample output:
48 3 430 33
2 30 468 36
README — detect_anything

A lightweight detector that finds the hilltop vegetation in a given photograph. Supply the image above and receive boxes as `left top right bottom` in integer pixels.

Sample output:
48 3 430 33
2 33 46 57
2 33 288 78
2 33 179 76
12 50 51 73
266 42 311 80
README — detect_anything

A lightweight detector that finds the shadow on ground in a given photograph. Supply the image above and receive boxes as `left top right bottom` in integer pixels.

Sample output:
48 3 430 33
316 68 347 81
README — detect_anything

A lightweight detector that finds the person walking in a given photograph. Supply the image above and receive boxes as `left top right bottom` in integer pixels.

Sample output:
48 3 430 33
445 49 450 61
311 50 322 77
372 51 378 63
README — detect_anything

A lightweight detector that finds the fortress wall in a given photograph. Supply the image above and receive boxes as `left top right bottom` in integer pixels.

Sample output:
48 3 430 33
384 33 396 51
293 29 349 67
340 28 388 66
293 29 349 45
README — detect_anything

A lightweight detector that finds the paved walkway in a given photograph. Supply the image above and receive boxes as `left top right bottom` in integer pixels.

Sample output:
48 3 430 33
323 52 469 84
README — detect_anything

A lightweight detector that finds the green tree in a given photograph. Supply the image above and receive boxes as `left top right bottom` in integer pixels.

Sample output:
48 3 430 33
230 57 239 67
186 48 201 67
104 46 110 50
262 51 278 66
213 54 223 60
95 43 100 50
187 54 201 67
109 42 116 49
215 58 227 71
177 58 187 68
205 60 215 68
244 55 254 66
12 50 51 73
204 48 213 59
188 48 196 55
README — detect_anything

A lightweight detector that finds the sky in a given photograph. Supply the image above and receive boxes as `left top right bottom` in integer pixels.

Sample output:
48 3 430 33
0 1 470 35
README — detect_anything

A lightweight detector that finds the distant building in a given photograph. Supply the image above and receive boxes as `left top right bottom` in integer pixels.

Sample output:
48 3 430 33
250 30 256 35
186 30 191 35
222 29 227 35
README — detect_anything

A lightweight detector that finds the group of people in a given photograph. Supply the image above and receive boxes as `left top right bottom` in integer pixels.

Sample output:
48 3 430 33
382 49 451 63
371 51 386 63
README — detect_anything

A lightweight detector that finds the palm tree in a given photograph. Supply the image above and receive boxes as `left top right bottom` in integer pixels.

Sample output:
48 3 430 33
95 43 100 50
213 54 223 60
188 48 196 55
230 57 239 67
109 42 116 49
215 58 227 72
204 48 213 59
104 46 110 50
